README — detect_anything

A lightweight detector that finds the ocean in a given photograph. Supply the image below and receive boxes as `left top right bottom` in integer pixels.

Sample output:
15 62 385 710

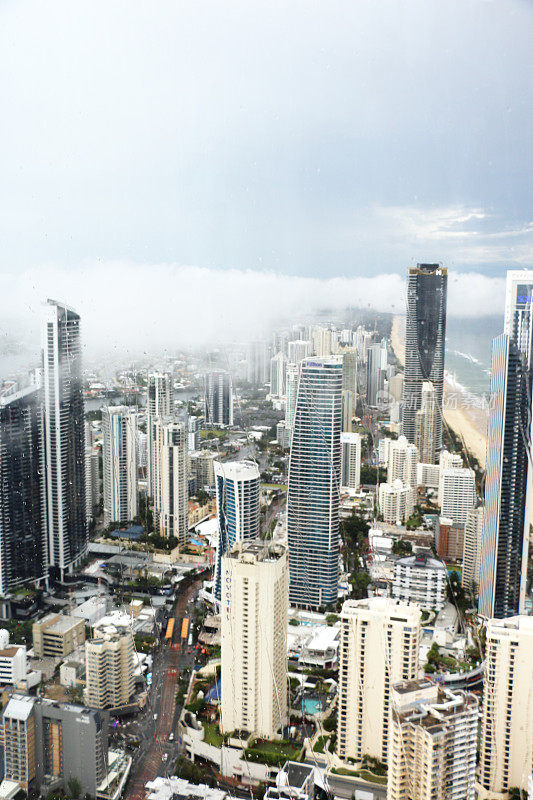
445 315 502 398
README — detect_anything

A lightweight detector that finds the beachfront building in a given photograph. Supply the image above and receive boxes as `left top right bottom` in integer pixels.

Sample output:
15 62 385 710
379 480 414 525
388 680 478 800
414 381 438 464
42 300 87 577
477 615 533 799
287 357 342 609
213 460 260 601
479 271 533 619
462 506 483 593
402 264 447 451
337 598 421 765
220 541 288 739
386 435 418 488
392 554 447 611
439 467 476 527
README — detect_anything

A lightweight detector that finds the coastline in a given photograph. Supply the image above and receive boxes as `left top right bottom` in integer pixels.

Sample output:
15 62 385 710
390 315 487 469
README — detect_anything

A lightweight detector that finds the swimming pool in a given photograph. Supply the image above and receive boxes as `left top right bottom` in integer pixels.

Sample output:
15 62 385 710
301 697 323 715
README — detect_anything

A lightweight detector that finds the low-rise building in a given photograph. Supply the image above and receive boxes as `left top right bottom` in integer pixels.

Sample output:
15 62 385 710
265 762 315 800
145 777 227 800
392 554 447 610
32 614 86 659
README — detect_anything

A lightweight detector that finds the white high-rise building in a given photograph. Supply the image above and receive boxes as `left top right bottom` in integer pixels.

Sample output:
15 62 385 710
414 381 438 464
387 435 418 488
85 631 135 709
392 554 447 610
341 389 355 433
287 339 310 365
340 432 361 495
439 467 476 527
146 372 173 498
85 447 99 522
187 415 200 451
287 357 342 609
388 680 478 800
477 616 533 799
42 300 87 577
379 479 414 524
246 341 269 385
204 371 233 427
462 506 483 592
270 352 288 398
154 419 188 543
213 460 260 600
285 363 299 429
312 327 333 357
102 406 138 527
337 598 421 764
220 541 288 739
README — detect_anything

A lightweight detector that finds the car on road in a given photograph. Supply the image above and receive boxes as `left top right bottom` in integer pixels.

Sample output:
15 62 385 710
153 713 158 720
169 732 174 741
162 753 168 761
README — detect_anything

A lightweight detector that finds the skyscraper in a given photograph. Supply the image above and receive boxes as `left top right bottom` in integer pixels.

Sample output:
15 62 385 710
340 432 361 494
477 616 533 799
220 541 288 739
154 419 188 543
41 300 87 578
246 341 269 385
0 385 48 595
213 460 260 600
341 389 354 432
287 339 311 365
439 466 476 527
204 370 233 427
386 435 418 487
287 357 342 609
146 372 173 499
414 380 437 463
462 506 483 593
285 362 299 429
366 343 385 407
270 351 288 398
479 270 533 619
402 264 447 449
85 631 135 709
336 598 421 764
102 406 138 527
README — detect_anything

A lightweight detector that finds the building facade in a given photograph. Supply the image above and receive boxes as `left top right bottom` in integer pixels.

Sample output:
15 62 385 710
42 300 87 577
220 541 288 739
287 357 342 609
270 352 288 398
479 271 533 619
401 264 447 450
477 616 533 799
336 598 421 764
204 371 233 427
379 480 414 525
153 419 188 543
85 631 135 709
414 381 438 464
392 554 447 610
388 680 478 800
439 467 476 527
340 432 361 495
102 406 138 527
213 460 260 601
462 506 483 592
387 435 418 488
0 385 48 595
146 372 173 499
32 613 86 659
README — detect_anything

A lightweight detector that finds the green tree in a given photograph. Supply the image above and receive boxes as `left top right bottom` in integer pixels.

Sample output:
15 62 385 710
67 777 82 800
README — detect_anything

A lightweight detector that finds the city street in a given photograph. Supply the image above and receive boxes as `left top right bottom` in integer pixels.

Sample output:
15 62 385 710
125 579 202 800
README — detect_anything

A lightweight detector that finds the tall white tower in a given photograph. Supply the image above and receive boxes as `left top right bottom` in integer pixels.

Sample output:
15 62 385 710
102 406 138 527
154 419 188 544
220 541 288 739
41 300 87 577
146 372 173 499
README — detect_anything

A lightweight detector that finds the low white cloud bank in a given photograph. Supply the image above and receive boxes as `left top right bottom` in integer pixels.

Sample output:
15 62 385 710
1 262 505 359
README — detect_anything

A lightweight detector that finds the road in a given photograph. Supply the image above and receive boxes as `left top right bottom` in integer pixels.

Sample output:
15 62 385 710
125 580 201 800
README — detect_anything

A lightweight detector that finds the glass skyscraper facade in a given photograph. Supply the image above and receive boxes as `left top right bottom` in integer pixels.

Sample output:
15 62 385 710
0 385 48 595
213 460 260 601
401 263 447 456
287 357 342 609
479 271 533 618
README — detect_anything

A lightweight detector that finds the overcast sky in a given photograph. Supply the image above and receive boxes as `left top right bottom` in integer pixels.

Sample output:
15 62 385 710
0 0 532 352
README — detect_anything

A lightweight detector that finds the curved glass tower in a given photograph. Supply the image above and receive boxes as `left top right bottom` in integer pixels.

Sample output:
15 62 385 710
287 357 342 609
401 264 447 459
213 459 260 600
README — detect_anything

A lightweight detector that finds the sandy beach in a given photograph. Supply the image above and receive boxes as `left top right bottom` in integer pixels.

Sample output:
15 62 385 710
390 315 487 468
